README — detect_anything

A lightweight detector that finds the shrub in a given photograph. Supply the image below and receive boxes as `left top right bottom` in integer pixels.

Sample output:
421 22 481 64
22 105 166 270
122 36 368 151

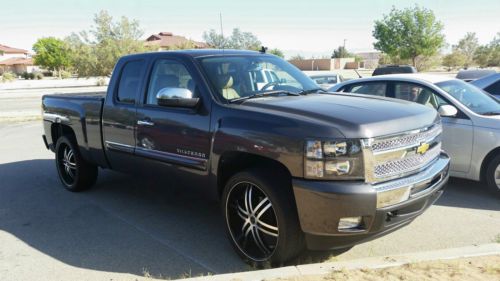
1 71 16 82
22 72 35 80
59 70 72 79
96 77 107 86
33 71 44 80
0 68 4 76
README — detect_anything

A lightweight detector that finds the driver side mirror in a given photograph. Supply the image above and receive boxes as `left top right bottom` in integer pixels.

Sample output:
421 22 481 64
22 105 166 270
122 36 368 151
438 104 458 117
156 88 200 108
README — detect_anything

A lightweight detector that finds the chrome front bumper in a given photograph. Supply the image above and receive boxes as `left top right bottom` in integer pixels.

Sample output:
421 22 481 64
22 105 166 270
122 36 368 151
374 152 450 208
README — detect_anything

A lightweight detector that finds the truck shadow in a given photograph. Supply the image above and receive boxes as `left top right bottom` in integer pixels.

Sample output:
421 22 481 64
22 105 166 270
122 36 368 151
1 159 498 279
0 159 248 279
435 177 500 211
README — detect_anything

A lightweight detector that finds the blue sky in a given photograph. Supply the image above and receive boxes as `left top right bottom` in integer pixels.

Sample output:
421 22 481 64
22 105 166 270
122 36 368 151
1 0 499 57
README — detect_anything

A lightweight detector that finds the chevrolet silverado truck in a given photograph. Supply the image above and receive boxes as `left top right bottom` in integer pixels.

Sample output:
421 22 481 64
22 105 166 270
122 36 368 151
42 50 450 266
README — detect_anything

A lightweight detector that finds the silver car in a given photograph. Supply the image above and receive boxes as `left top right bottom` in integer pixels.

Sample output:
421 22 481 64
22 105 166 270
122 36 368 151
330 74 500 195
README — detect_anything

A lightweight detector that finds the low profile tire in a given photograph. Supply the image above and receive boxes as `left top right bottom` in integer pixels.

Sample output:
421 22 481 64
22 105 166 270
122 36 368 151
222 167 304 267
485 153 500 197
55 136 98 192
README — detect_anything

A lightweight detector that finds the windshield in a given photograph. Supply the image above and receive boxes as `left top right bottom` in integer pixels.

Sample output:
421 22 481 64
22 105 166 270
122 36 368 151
436 80 500 115
197 55 319 101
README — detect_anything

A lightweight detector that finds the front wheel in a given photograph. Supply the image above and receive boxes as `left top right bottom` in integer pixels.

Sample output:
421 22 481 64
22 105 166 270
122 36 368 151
222 167 304 267
55 136 97 191
485 154 500 197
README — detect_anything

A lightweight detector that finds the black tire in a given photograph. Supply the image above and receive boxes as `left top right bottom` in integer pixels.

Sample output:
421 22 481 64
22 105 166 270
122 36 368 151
222 167 304 267
55 136 98 192
485 153 500 197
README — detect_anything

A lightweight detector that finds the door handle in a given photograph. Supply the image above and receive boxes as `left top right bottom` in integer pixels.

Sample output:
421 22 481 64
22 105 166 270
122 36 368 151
137 119 155 126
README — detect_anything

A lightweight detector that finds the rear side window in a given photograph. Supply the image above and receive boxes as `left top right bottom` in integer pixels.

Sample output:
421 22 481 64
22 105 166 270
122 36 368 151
349 83 387 96
485 81 500 95
117 60 145 103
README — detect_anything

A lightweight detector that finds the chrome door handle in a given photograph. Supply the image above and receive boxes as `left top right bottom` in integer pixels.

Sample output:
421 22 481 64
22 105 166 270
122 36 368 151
137 120 155 126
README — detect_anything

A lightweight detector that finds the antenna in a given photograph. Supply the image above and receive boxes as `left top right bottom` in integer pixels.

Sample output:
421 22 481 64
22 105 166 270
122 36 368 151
219 12 224 50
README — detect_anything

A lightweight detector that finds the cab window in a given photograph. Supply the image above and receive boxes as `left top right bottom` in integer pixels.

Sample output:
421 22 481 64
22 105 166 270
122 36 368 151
146 59 197 105
349 82 387 96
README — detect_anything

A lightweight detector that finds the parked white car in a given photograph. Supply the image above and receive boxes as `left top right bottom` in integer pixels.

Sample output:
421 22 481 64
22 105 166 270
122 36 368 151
330 74 500 195
308 73 345 90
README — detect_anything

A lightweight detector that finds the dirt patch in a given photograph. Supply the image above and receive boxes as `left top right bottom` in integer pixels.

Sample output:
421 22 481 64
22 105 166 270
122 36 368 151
274 255 500 281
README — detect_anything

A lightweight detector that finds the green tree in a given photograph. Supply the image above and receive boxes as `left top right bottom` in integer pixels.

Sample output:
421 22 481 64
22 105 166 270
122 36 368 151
202 29 227 48
268 48 284 58
442 51 467 70
331 46 352 58
32 37 71 78
474 32 500 67
453 32 479 68
372 5 445 69
65 10 146 77
289 54 305 61
202 28 261 50
226 28 261 50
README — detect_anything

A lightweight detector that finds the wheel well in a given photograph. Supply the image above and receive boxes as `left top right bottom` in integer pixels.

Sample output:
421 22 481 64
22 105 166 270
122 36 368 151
480 147 500 181
217 152 292 197
51 123 76 145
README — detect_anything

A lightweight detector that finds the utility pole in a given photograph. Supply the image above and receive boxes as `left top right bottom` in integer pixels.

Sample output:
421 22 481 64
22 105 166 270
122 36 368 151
343 39 347 50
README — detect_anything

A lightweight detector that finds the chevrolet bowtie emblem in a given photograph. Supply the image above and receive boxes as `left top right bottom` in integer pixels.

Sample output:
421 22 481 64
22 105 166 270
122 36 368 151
417 142 430 154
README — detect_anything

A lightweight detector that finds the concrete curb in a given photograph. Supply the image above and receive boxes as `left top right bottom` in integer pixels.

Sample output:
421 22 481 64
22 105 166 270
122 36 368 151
181 243 500 281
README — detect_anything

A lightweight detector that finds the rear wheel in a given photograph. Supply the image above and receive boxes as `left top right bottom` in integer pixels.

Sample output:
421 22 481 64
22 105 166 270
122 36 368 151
222 167 304 267
55 136 97 191
485 153 500 197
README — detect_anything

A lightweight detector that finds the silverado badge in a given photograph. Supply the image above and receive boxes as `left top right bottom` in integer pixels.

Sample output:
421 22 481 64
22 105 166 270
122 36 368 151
417 142 430 155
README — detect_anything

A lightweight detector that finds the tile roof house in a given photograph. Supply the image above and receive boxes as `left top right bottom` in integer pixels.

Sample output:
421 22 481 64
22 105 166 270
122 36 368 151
0 44 35 74
145 32 209 50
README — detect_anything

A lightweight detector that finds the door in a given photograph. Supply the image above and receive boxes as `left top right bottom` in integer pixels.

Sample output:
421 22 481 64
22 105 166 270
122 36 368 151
102 59 147 172
135 58 211 176
391 81 474 173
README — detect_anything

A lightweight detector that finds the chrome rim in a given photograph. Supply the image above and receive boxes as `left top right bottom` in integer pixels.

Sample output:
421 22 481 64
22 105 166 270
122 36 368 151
495 164 500 190
226 182 278 261
58 145 77 185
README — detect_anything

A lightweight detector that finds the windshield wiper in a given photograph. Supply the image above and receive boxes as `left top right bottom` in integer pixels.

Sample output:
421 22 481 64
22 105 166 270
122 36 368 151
297 88 327 95
481 111 500 116
229 90 300 103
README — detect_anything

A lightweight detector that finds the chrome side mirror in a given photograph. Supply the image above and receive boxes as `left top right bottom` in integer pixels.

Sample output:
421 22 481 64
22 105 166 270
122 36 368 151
438 104 458 117
156 88 199 108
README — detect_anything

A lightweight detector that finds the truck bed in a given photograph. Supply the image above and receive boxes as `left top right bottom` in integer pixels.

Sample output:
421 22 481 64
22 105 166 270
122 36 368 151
44 91 106 99
42 91 108 168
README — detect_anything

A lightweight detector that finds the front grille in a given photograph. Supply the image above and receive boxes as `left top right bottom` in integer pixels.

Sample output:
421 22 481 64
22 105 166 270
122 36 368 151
364 123 442 183
373 143 441 179
371 124 442 153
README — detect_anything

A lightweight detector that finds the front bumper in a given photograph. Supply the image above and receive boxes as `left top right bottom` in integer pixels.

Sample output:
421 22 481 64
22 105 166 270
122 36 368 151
292 152 450 250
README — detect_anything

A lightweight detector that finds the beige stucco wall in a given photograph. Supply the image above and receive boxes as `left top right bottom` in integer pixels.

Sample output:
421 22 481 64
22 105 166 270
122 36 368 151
289 58 355 71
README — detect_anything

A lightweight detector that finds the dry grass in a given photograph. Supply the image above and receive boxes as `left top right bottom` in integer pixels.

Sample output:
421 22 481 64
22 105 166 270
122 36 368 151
274 255 500 281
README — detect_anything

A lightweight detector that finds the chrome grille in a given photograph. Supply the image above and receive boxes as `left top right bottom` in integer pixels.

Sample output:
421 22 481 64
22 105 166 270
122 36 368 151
364 123 442 183
371 124 442 153
373 143 441 179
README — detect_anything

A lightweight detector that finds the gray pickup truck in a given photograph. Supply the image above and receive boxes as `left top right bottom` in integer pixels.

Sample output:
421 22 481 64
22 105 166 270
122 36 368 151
42 50 450 266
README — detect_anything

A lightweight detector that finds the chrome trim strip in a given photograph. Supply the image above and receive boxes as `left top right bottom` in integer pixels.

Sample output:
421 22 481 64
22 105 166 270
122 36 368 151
135 147 207 170
43 113 70 123
105 141 135 153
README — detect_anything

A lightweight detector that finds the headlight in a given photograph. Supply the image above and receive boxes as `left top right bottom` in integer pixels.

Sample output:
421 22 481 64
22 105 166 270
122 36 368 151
305 140 364 180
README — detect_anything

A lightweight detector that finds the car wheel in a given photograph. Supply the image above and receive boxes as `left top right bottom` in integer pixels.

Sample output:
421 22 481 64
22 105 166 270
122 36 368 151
55 136 98 191
485 153 500 197
222 167 304 267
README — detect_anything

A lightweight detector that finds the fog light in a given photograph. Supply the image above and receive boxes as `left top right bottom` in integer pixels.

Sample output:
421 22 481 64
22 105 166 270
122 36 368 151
338 217 362 231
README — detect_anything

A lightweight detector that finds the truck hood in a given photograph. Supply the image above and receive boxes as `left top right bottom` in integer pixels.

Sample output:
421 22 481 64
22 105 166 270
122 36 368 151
240 93 439 139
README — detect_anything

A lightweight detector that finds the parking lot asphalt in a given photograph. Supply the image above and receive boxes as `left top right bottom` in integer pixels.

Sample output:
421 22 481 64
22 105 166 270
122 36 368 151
0 121 499 281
